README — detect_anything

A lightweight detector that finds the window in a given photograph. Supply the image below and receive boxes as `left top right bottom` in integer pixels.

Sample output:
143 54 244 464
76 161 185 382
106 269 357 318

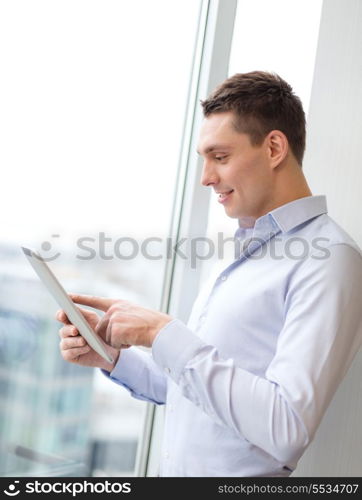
0 0 201 476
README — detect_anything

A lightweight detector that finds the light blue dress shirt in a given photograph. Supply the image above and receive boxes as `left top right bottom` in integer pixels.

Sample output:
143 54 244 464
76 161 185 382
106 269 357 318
103 195 362 477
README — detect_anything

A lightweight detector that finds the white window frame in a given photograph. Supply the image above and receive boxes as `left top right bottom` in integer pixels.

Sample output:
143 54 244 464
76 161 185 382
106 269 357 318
134 0 238 477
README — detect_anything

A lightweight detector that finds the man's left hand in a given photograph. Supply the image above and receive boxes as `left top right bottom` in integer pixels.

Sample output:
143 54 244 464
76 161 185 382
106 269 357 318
69 294 172 348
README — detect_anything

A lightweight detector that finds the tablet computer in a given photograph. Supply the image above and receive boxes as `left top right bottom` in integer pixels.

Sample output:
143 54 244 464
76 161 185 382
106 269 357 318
21 246 114 364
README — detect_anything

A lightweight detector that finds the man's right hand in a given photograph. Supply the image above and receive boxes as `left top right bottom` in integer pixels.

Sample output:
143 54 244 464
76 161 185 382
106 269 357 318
56 306 122 372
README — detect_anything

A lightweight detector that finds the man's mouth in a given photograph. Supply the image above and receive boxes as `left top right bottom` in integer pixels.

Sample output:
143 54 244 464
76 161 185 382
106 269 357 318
217 190 234 203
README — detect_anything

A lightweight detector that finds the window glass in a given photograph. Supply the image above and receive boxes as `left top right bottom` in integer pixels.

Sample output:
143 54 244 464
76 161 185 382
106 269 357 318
0 0 201 476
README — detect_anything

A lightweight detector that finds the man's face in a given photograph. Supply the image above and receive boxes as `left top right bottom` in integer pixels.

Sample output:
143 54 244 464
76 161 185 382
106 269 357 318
197 111 274 223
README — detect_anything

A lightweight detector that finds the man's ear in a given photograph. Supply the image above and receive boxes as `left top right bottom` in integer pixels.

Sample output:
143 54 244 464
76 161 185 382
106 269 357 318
265 130 288 169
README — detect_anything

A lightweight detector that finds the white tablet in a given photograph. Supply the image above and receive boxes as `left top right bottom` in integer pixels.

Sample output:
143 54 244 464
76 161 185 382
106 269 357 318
21 246 114 364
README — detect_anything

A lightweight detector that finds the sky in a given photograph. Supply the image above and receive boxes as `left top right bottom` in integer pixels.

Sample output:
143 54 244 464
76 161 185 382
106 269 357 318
0 0 322 251
0 0 201 249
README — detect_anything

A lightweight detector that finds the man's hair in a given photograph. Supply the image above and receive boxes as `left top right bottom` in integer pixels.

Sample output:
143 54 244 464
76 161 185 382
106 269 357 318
201 71 306 165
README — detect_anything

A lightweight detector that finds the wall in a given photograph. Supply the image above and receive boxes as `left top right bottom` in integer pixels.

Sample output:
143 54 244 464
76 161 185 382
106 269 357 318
293 0 362 476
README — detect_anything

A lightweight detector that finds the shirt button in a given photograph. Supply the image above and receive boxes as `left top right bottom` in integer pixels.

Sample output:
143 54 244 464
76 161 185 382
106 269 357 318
220 274 227 281
164 367 171 374
199 315 206 324
164 451 170 459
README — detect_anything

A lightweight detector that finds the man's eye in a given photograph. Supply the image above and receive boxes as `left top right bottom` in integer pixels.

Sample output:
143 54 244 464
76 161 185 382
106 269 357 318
215 156 227 161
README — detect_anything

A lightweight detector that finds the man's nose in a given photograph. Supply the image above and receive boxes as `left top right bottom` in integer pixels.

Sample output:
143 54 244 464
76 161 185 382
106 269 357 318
200 160 219 187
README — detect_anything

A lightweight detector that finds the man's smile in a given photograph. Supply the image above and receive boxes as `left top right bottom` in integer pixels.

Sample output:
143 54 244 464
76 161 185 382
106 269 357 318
216 189 234 203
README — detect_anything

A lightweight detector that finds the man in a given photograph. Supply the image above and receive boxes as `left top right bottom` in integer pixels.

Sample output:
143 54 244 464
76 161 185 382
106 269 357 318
57 72 362 477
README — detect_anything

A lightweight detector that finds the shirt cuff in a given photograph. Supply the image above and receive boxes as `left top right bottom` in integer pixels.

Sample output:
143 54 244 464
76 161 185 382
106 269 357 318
101 347 145 387
151 318 205 382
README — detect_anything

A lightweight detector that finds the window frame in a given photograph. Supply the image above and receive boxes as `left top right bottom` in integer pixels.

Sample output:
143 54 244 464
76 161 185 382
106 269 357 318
134 0 238 477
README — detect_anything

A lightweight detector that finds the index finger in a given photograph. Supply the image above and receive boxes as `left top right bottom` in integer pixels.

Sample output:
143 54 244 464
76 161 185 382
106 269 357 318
56 309 71 324
69 293 117 312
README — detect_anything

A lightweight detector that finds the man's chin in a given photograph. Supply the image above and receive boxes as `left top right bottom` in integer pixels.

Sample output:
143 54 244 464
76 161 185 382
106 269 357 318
224 206 240 219
224 207 257 227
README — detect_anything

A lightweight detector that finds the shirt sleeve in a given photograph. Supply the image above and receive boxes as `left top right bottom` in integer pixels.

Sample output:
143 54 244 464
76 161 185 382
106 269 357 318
152 244 362 463
102 345 167 405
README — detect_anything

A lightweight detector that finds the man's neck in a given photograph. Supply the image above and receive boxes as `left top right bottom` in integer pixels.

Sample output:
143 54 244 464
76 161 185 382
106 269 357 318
239 164 312 228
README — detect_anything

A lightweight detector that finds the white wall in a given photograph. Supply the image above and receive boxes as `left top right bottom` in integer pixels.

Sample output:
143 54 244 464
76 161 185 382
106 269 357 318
293 0 362 476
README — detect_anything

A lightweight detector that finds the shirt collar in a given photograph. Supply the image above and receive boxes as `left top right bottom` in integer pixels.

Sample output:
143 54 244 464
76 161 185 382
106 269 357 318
234 195 328 241
269 195 328 233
